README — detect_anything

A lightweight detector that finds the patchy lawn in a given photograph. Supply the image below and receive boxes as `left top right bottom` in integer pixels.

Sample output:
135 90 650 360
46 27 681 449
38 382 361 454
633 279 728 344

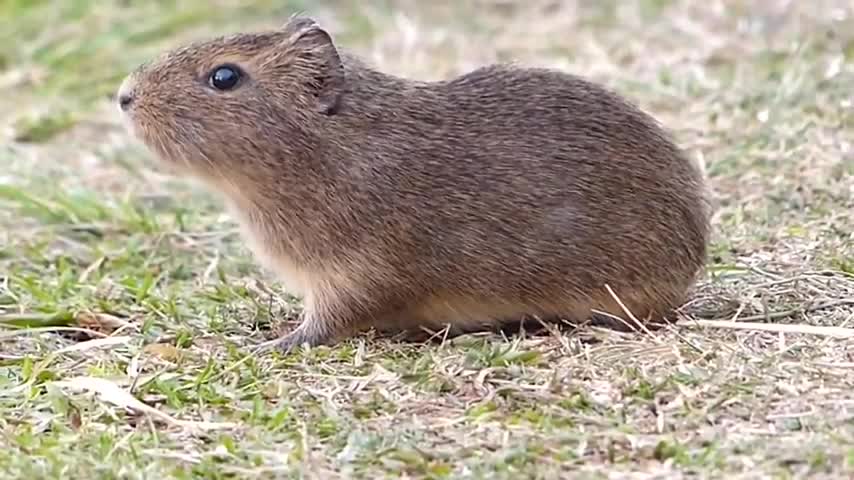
1 0 853 478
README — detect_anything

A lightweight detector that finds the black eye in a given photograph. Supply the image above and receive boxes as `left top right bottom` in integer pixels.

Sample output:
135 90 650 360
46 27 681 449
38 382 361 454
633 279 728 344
209 65 242 90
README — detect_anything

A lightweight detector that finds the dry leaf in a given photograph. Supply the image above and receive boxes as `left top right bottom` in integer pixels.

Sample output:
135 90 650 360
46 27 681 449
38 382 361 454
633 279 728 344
52 376 237 431
75 312 132 334
143 343 184 362
68 404 82 431
54 336 133 355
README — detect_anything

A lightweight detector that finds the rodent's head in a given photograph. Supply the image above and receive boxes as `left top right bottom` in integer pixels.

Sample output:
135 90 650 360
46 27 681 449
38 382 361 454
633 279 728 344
117 15 344 180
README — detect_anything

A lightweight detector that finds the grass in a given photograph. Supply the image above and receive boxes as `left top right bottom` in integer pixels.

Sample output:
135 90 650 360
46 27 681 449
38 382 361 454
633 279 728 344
1 0 853 478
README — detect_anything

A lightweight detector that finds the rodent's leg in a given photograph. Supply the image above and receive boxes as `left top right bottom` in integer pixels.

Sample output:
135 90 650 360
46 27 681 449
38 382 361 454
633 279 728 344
273 309 340 353
273 287 390 353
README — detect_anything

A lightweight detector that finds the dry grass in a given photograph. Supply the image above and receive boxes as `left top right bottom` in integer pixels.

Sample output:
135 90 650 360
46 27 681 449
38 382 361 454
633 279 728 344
1 0 853 478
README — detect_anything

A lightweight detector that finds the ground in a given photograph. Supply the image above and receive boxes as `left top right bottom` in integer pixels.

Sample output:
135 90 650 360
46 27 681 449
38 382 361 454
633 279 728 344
1 0 853 478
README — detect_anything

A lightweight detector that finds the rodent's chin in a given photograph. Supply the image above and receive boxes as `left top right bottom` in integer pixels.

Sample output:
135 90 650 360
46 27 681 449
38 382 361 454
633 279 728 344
146 155 186 176
118 112 138 139
144 147 199 177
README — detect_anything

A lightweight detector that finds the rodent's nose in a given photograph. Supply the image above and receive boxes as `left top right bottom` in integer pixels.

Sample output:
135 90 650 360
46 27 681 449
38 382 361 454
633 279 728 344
116 76 136 112
118 92 134 111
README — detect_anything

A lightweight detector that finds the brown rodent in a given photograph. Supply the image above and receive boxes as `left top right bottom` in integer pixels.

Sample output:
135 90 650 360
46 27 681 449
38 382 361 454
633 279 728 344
117 15 711 352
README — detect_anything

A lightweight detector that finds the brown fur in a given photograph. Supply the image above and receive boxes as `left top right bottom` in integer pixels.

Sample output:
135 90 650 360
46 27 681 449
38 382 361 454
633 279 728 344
117 15 711 352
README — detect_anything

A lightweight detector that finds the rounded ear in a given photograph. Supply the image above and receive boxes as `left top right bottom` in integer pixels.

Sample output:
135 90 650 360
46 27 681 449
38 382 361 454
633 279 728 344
281 14 320 36
282 14 345 115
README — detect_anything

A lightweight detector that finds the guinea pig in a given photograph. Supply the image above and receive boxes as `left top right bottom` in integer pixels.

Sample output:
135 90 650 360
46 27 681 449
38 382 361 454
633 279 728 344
117 14 711 352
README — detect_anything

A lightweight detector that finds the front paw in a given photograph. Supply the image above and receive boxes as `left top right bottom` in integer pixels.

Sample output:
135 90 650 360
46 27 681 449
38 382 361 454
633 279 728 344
272 322 335 354
251 330 307 356
255 305 345 355
274 328 313 354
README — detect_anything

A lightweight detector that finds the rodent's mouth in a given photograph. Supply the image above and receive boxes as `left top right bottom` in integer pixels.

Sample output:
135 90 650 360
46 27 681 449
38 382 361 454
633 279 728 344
128 121 217 183
121 115 183 169
118 113 141 142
